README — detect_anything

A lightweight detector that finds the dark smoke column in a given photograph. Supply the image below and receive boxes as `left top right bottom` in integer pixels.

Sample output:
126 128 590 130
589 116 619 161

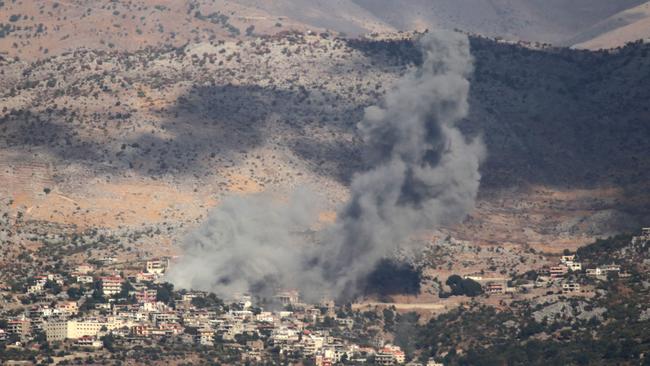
322 30 485 297
166 30 484 301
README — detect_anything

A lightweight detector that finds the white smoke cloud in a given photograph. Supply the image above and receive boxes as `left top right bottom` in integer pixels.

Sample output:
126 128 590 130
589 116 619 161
166 30 485 301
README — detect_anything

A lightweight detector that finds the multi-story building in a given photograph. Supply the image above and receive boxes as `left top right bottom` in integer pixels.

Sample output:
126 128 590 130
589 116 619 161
586 268 602 277
565 261 582 272
7 316 31 340
562 282 581 293
302 334 325 356
550 265 568 278
136 272 157 283
45 318 121 341
560 255 575 264
146 259 167 274
376 344 406 365
27 282 45 294
76 275 94 284
322 344 349 363
100 276 123 296
601 264 621 273
270 326 299 344
151 312 178 325
587 264 621 278
76 335 103 348
198 328 215 346
135 289 157 304
275 290 300 305
44 319 68 342
56 301 79 315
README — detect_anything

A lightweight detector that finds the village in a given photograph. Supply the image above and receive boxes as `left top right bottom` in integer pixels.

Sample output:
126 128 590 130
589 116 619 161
2 229 646 365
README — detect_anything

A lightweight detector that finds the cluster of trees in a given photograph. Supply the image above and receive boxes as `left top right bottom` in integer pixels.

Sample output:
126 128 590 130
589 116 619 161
440 275 482 298
576 233 634 265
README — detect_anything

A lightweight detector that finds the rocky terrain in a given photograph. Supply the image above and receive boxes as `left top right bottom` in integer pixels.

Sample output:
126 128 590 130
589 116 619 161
2 31 650 273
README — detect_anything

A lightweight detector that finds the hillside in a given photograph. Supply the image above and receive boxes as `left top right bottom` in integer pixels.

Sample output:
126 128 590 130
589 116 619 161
351 0 648 44
2 0 650 63
1 33 650 266
571 1 650 49
0 0 329 61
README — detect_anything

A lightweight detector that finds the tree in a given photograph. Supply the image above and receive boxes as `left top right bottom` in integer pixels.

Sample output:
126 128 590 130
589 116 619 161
66 286 84 300
394 312 420 359
445 275 483 297
44 280 61 295
118 281 135 299
101 334 115 352
383 308 395 330
156 282 174 305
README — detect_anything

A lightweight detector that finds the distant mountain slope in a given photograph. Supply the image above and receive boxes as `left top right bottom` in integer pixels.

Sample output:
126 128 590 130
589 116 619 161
350 0 647 44
228 0 394 35
2 0 649 62
570 1 650 49
231 0 650 44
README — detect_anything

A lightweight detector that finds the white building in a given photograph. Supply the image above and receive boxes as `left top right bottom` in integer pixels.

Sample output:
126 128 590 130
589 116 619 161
275 290 300 305
146 259 167 275
302 334 325 356
27 282 45 294
562 282 581 292
565 261 582 271
255 312 275 323
76 275 94 284
198 328 214 346
55 301 79 316
560 255 575 264
45 318 122 341
271 327 299 343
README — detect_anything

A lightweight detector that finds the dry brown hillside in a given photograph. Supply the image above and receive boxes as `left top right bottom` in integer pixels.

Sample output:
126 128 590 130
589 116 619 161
1 34 649 268
0 0 327 61
2 0 649 64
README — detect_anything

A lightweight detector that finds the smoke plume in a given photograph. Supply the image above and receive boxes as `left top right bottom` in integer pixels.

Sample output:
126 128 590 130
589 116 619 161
167 30 484 301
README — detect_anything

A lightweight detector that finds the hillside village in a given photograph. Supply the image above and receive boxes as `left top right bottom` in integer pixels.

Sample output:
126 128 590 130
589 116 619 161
0 228 648 365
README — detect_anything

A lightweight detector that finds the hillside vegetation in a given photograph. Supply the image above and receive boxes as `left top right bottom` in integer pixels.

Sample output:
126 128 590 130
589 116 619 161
1 32 650 258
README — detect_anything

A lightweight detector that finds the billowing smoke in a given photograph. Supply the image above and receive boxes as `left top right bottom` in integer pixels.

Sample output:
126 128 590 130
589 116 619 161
167 188 325 300
166 30 484 301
